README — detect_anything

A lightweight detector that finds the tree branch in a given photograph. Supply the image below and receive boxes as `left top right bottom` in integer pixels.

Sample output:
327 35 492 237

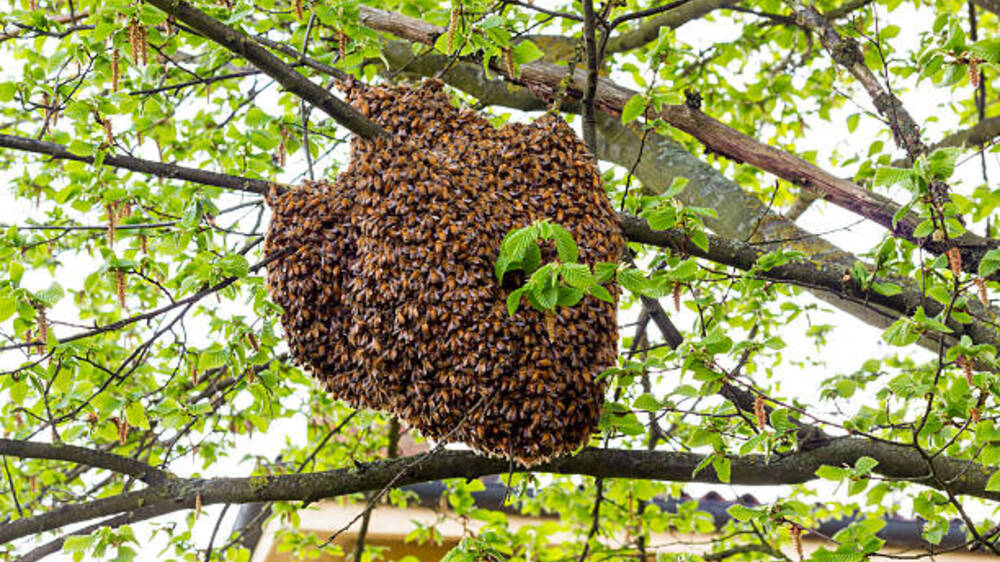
3 441 997 546
603 0 740 54
0 439 169 486
620 214 1000 354
378 42 1000 358
357 7 1000 275
789 2 925 159
0 133 273 195
143 0 385 140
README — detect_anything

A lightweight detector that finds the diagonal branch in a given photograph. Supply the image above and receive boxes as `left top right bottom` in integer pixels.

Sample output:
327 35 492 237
0 439 169 486
0 133 272 195
357 7 1000 275
2 441 998 546
789 2 925 159
142 0 385 140
620 214 1000 354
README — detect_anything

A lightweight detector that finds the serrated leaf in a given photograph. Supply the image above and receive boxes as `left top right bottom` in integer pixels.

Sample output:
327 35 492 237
506 288 524 316
689 230 709 253
34 283 63 307
556 286 583 306
617 268 647 294
969 37 1000 63
817 465 849 481
588 284 613 303
664 177 689 198
621 94 647 124
712 456 731 483
986 470 1000 491
549 223 578 263
727 504 758 522
979 249 1000 278
883 317 920 346
198 345 230 371
854 456 878 474
926 147 961 180
593 262 616 284
218 254 250 278
512 40 543 64
138 4 168 25
632 393 661 411
873 166 917 190
535 285 558 309
125 400 150 430
560 263 594 288
645 207 678 230
871 282 901 296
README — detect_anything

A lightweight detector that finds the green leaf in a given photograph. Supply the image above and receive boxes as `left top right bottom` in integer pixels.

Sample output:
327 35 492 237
593 262 616 284
854 456 878 474
871 282 901 296
0 295 15 321
617 268 647 294
926 147 961 180
549 223 578 263
689 230 709 253
883 317 920 346
521 241 541 273
506 288 525 316
137 4 168 25
986 470 1000 491
663 177 689 198
34 283 64 307
535 285 558 309
817 465 849 481
968 37 1000 63
979 249 1000 278
125 400 150 430
218 254 250 278
727 504 758 522
560 263 594 288
511 40 543 64
556 286 583 307
621 94 647 124
198 345 230 371
0 82 15 103
66 140 95 157
587 284 613 303
712 456 731 483
912 219 935 238
632 393 661 411
645 207 678 231
873 166 917 190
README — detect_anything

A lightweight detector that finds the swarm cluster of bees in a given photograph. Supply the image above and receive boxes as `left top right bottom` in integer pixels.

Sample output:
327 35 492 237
265 80 624 465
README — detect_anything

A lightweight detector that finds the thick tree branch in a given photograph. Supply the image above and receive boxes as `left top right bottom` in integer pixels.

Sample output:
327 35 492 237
143 0 385 140
358 7 1000 275
0 439 168 486
380 44 1000 358
972 0 1000 15
0 133 273 195
620 214 1000 354
929 115 1000 153
790 3 925 159
603 0 740 54
3 440 997 546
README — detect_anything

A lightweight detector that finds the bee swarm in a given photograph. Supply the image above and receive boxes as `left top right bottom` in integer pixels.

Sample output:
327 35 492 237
266 80 624 465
